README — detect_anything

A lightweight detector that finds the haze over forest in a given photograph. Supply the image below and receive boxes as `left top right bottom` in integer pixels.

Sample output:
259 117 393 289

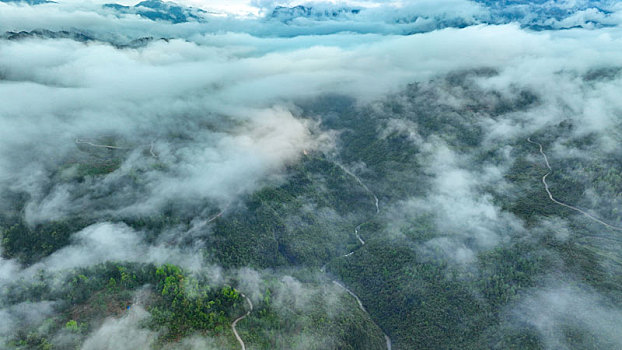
1 0 621 349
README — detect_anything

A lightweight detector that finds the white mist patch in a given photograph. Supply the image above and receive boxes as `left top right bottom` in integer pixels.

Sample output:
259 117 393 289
139 107 325 210
27 223 202 272
391 140 523 264
1 35 344 220
0 301 56 337
511 283 622 350
81 306 158 350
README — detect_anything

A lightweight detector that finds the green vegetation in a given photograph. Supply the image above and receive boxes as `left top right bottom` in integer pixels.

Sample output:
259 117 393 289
237 288 386 350
150 264 240 340
1 262 388 349
205 155 376 268
1 218 91 264
2 77 621 349
327 239 548 349
2 263 243 348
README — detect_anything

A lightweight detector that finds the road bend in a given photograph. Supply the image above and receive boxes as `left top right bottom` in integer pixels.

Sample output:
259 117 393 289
232 293 254 350
527 137 622 232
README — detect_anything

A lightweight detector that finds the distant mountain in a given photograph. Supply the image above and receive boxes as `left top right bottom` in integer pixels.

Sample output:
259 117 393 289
0 0 54 4
2 0 616 36
392 0 617 30
2 29 94 42
103 0 206 24
265 2 616 31
476 0 617 29
269 5 361 23
2 29 164 49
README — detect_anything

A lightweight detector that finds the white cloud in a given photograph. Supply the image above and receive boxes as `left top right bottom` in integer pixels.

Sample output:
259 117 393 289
391 140 523 263
512 283 622 350
25 222 203 272
81 306 158 350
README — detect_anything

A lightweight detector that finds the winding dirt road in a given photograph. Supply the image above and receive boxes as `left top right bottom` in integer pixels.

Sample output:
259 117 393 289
331 163 392 350
335 163 380 214
527 137 622 231
75 138 129 149
206 210 226 223
149 140 158 159
206 203 231 224
75 138 159 158
335 162 379 249
333 281 367 311
232 293 254 350
354 225 366 245
332 281 392 350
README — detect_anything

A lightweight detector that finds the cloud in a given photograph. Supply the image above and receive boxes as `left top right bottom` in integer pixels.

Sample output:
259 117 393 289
510 283 622 350
0 34 341 221
0 301 57 337
28 222 204 272
81 306 158 350
386 137 523 264
1 0 619 269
